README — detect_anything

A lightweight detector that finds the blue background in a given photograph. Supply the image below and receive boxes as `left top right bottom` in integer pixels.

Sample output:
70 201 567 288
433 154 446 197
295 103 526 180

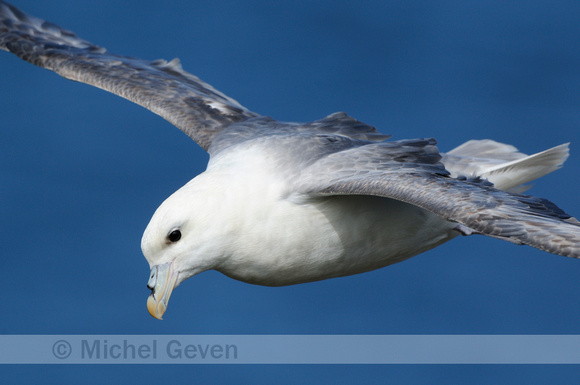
2 0 580 383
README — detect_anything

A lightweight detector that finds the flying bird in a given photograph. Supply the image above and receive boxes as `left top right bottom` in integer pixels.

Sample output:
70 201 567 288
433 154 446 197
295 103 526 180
1 1 578 320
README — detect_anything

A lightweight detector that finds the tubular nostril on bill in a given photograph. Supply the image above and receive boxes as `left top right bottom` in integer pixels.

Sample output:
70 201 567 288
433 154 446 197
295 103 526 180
147 266 158 290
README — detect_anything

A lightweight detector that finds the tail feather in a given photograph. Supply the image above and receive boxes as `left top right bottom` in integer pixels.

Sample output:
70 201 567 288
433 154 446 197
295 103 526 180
442 140 569 192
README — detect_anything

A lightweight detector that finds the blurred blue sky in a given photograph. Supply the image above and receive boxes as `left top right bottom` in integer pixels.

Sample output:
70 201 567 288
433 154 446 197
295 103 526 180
1 0 580 383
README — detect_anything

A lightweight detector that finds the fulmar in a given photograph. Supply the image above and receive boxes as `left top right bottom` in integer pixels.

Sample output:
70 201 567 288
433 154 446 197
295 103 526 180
1 1 578 320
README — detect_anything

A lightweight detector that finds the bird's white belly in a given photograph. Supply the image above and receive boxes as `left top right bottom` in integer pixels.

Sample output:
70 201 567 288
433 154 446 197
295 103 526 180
217 193 458 286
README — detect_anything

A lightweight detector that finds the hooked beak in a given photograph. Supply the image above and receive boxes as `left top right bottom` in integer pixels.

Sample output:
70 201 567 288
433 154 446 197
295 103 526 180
146 262 179 320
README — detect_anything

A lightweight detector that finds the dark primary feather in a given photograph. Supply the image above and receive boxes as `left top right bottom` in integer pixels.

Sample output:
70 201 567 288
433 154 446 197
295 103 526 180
0 1 258 150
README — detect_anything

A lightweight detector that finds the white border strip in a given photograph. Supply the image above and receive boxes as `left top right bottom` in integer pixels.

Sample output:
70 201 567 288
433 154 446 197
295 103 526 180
1 335 579 364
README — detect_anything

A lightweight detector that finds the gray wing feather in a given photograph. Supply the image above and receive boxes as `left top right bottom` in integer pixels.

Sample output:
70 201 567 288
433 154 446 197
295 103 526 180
298 112 392 142
0 1 258 150
210 112 391 154
297 139 580 259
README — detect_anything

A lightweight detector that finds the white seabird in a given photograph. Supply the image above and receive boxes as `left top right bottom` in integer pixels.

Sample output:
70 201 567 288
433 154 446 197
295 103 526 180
1 1 579 320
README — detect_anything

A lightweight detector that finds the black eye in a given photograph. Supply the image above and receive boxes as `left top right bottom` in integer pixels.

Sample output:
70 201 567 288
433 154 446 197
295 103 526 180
168 229 182 243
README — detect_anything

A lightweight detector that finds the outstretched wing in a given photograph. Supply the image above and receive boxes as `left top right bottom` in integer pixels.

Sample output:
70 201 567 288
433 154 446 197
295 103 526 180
296 138 580 258
0 1 258 150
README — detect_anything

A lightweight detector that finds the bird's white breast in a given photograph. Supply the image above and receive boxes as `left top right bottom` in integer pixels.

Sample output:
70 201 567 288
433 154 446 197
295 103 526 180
206 145 458 286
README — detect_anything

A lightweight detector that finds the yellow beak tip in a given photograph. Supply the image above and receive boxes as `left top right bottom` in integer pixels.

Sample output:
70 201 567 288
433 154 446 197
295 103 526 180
147 294 165 320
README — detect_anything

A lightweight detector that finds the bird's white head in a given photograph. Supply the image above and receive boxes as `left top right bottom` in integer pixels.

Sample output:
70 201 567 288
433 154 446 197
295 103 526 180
141 174 229 320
